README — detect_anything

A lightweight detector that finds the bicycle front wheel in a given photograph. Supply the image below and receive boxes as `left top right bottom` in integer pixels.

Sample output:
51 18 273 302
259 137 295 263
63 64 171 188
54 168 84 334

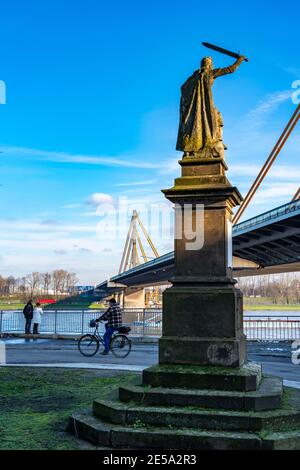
110 334 131 358
78 334 99 357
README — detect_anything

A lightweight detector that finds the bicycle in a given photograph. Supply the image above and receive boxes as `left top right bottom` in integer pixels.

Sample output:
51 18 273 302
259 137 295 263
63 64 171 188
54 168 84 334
78 320 132 358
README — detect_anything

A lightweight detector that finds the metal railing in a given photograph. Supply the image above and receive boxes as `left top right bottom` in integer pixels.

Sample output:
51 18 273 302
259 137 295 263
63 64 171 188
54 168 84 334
0 309 162 337
244 315 300 340
0 309 299 341
233 199 300 234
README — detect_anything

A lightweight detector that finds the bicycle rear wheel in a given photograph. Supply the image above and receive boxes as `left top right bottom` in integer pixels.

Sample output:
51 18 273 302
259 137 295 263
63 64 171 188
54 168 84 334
110 334 131 358
78 334 99 357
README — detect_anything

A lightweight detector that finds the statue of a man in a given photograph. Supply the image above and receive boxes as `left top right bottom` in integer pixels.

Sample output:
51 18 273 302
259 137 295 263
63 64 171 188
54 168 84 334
176 55 246 159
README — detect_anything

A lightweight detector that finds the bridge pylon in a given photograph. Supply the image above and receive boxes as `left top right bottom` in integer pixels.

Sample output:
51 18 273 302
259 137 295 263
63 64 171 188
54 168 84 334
119 210 159 274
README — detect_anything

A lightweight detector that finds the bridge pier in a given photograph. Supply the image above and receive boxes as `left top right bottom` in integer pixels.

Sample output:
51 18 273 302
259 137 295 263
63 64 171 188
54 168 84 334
123 288 145 308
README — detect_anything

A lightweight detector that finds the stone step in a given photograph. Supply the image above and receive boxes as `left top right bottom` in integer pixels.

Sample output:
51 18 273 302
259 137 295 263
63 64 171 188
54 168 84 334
119 376 283 411
93 396 300 432
67 410 113 447
68 411 300 450
143 362 262 392
262 430 300 450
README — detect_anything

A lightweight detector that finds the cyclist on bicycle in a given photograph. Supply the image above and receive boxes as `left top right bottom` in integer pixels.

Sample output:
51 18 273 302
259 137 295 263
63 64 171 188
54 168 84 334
96 298 122 355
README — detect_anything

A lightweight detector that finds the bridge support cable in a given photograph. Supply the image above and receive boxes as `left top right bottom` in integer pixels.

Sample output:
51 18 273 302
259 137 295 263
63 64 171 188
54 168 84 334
136 215 160 258
233 104 300 225
292 187 300 201
119 212 135 274
118 210 160 273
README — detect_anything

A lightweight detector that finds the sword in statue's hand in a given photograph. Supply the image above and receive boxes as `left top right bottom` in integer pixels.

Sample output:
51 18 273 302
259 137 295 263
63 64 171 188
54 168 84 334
202 42 249 62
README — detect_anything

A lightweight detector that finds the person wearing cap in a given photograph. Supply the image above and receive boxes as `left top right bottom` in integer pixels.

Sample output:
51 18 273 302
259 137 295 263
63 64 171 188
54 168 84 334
96 298 122 355
23 299 34 334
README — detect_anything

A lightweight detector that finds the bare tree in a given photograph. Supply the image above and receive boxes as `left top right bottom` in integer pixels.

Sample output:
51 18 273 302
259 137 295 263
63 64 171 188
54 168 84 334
6 276 16 295
41 272 52 295
237 272 300 305
52 269 67 296
65 272 79 295
0 269 79 300
0 276 5 294
26 272 41 298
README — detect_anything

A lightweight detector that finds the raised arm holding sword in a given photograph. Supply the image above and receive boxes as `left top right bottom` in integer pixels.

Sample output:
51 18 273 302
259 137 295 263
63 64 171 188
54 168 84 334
176 42 248 159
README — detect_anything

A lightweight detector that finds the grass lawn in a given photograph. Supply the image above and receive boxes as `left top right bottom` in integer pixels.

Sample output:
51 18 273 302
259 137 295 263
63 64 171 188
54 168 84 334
0 302 105 310
244 303 300 311
0 367 138 450
0 303 25 310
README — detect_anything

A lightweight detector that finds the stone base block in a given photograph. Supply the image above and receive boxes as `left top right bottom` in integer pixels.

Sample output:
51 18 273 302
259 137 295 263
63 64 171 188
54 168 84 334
143 362 261 391
162 285 243 339
160 285 246 366
159 335 246 367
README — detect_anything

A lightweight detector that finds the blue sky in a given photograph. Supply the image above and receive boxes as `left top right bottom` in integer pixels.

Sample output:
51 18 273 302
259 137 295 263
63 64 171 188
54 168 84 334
0 0 299 283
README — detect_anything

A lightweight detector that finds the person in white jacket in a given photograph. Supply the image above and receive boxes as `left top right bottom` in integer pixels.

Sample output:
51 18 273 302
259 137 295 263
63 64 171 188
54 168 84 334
32 302 43 334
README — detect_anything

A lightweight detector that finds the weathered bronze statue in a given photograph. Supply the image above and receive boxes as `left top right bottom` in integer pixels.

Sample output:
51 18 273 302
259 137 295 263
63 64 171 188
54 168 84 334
176 55 246 159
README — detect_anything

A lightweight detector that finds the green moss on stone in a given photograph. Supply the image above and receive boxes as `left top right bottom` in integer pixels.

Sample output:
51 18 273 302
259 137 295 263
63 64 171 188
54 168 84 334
145 363 260 376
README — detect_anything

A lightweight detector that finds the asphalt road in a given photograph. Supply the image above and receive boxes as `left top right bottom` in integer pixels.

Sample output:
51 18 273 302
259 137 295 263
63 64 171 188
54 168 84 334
3 338 158 367
1 338 299 382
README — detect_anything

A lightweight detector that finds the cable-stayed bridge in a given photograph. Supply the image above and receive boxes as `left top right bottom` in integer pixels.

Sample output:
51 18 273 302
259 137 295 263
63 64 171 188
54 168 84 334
94 199 300 301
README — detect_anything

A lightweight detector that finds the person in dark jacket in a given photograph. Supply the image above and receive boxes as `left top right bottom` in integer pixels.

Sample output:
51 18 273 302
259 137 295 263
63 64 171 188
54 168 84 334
96 298 122 355
23 300 34 334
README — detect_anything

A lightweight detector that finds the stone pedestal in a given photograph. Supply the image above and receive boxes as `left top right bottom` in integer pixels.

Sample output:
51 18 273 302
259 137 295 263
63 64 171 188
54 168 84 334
68 154 300 450
159 156 246 366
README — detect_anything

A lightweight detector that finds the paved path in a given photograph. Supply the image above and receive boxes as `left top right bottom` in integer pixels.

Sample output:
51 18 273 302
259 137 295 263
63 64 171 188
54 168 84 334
1 338 299 386
0 363 146 372
2 338 157 367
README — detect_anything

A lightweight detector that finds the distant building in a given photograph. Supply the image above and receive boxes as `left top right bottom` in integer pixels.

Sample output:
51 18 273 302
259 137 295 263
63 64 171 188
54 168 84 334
69 286 94 294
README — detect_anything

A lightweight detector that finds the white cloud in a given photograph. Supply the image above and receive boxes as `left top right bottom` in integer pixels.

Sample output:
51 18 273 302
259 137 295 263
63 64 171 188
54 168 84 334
118 188 154 195
0 143 180 176
61 203 82 209
246 90 292 121
229 164 300 181
283 66 300 78
0 220 97 235
250 183 298 205
114 179 157 187
86 193 114 206
0 145 163 169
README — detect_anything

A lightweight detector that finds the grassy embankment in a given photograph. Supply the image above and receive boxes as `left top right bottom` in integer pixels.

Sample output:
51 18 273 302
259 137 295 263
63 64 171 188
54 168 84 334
244 296 300 311
0 303 25 310
1 298 300 311
0 367 138 450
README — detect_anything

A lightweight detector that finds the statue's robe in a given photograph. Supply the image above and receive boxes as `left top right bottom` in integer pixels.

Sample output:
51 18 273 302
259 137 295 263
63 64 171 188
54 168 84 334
176 63 241 156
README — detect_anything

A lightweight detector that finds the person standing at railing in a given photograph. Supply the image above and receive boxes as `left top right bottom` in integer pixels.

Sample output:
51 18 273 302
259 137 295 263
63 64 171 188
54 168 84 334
23 300 33 334
96 298 122 355
32 302 43 335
